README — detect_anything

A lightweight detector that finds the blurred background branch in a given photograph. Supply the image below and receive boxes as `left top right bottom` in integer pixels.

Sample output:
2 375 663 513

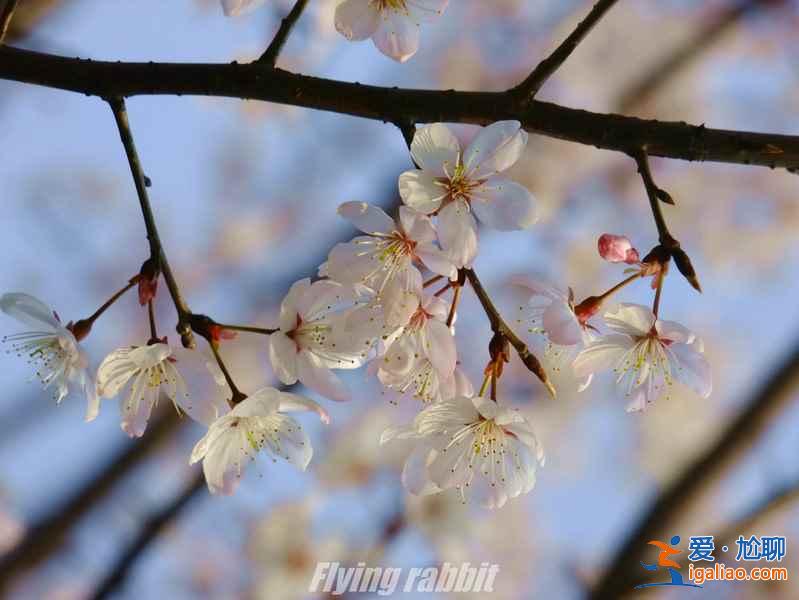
0 411 182 594
590 339 799 598
88 470 206 600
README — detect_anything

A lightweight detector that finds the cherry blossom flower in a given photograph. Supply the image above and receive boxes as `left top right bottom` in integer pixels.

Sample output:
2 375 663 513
573 303 711 412
220 0 265 17
399 121 537 267
190 387 328 495
334 0 448 63
268 278 374 401
375 293 457 403
381 395 544 508
1 292 96 420
323 202 455 325
95 342 190 437
598 233 640 264
512 276 600 390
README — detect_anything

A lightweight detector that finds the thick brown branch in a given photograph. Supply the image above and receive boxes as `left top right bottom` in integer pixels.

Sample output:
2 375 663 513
590 337 799 598
257 0 310 66
0 47 797 171
514 0 621 100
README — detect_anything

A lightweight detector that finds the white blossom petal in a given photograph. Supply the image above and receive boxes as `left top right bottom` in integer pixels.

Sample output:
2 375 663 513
399 169 446 214
437 199 478 268
604 303 656 337
268 333 299 385
338 201 394 234
0 292 60 331
373 9 420 62
334 0 380 40
463 120 527 180
296 353 351 402
471 178 537 231
410 123 460 176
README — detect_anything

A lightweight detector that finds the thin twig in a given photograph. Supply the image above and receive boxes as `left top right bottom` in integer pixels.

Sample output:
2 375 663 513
257 0 310 66
462 268 555 398
89 472 206 600
1 47 798 171
514 0 621 100
633 148 674 245
589 338 799 598
0 0 20 44
108 97 195 348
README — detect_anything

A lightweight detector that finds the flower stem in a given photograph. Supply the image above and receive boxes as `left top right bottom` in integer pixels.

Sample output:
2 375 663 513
596 271 642 302
446 284 462 328
478 373 491 398
433 282 452 297
212 323 278 336
86 277 139 325
147 300 158 341
652 271 665 318
423 274 444 288
209 342 246 405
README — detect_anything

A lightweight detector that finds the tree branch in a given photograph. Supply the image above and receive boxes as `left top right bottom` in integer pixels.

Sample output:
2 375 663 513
108 97 196 347
513 0 621 100
589 337 799 598
0 46 796 171
88 472 206 600
257 0 309 66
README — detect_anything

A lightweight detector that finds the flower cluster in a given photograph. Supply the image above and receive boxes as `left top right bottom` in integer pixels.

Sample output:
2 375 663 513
2 123 710 507
515 233 712 412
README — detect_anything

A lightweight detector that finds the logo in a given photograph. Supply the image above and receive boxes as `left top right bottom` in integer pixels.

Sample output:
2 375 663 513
635 534 788 590
636 535 702 589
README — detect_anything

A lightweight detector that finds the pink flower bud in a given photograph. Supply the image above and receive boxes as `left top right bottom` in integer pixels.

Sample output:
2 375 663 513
138 258 160 306
598 234 640 264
